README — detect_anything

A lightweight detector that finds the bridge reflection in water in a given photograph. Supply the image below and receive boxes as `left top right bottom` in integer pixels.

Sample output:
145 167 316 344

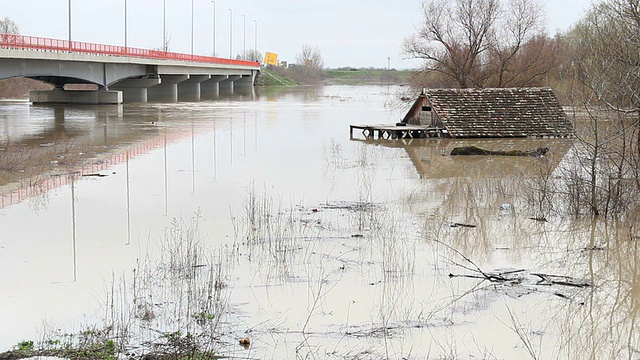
0 95 255 209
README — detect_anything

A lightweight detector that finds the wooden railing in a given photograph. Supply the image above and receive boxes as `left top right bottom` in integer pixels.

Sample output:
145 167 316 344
0 33 260 67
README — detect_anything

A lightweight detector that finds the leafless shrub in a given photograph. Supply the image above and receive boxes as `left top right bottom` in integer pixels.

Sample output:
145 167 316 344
0 142 52 173
45 213 234 358
520 155 561 220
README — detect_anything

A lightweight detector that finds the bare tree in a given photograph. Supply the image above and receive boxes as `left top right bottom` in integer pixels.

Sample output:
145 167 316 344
162 33 172 52
0 17 19 35
573 3 639 105
485 0 557 87
236 49 263 63
403 0 554 88
152 33 172 53
283 44 325 85
296 43 324 69
0 17 19 44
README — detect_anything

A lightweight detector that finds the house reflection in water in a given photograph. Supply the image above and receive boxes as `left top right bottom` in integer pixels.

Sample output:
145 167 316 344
351 137 572 179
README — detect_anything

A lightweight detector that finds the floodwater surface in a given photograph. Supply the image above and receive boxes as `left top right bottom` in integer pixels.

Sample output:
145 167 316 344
0 86 638 359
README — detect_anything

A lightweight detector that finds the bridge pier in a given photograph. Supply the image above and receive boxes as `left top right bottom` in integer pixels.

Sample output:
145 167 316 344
109 78 161 103
235 74 256 87
233 74 256 99
29 89 123 105
201 75 228 99
147 75 188 102
177 75 210 101
219 75 241 96
122 88 147 102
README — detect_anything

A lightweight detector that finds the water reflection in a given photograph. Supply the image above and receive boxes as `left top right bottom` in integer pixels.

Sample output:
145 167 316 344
191 123 196 194
163 133 169 215
125 151 131 245
0 103 216 207
1 86 639 359
349 116 640 357
212 120 217 180
70 176 77 282
542 217 640 359
413 156 640 358
351 136 572 179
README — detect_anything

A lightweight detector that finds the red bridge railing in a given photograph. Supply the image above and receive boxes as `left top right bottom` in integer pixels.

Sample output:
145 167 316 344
0 33 260 67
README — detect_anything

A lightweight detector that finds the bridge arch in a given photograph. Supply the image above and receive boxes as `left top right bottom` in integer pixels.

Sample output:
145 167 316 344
23 75 101 89
0 58 148 89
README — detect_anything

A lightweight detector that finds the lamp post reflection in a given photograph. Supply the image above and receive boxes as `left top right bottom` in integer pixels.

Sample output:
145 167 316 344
70 176 77 282
191 123 196 194
125 151 131 246
164 130 169 216
213 120 217 180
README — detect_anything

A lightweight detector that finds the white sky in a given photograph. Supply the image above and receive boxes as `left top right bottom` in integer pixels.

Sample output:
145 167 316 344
1 0 595 69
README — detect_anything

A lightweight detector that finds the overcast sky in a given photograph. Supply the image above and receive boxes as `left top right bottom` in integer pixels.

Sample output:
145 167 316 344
2 0 595 69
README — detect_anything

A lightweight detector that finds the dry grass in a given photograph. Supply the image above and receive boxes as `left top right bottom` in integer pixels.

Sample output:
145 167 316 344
12 213 234 359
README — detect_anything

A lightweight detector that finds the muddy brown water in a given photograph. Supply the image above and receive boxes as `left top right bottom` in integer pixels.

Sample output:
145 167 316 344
0 86 638 359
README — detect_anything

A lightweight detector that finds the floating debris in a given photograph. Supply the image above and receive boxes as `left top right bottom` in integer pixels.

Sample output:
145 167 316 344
450 222 476 228
239 337 251 349
450 146 549 157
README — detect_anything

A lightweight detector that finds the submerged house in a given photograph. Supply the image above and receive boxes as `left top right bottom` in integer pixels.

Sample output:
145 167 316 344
402 87 572 138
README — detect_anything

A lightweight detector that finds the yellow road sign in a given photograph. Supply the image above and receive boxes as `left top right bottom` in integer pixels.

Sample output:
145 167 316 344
265 52 278 66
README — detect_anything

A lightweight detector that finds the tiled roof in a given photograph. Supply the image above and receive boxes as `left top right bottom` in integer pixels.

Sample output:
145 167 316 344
424 87 572 138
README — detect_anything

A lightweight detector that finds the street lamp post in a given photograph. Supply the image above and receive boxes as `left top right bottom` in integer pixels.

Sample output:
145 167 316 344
68 0 72 49
211 1 216 57
191 0 194 55
228 9 232 59
124 0 128 53
242 14 246 59
254 20 257 60
163 0 166 51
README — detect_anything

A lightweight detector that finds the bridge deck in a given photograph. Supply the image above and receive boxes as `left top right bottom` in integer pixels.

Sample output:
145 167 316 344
0 33 258 68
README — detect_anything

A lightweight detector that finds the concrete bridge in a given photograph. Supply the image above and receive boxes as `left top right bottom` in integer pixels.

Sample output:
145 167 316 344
0 33 261 104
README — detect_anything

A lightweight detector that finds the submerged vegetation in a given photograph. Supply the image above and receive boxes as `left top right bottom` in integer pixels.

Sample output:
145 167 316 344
3 215 229 359
5 126 640 358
